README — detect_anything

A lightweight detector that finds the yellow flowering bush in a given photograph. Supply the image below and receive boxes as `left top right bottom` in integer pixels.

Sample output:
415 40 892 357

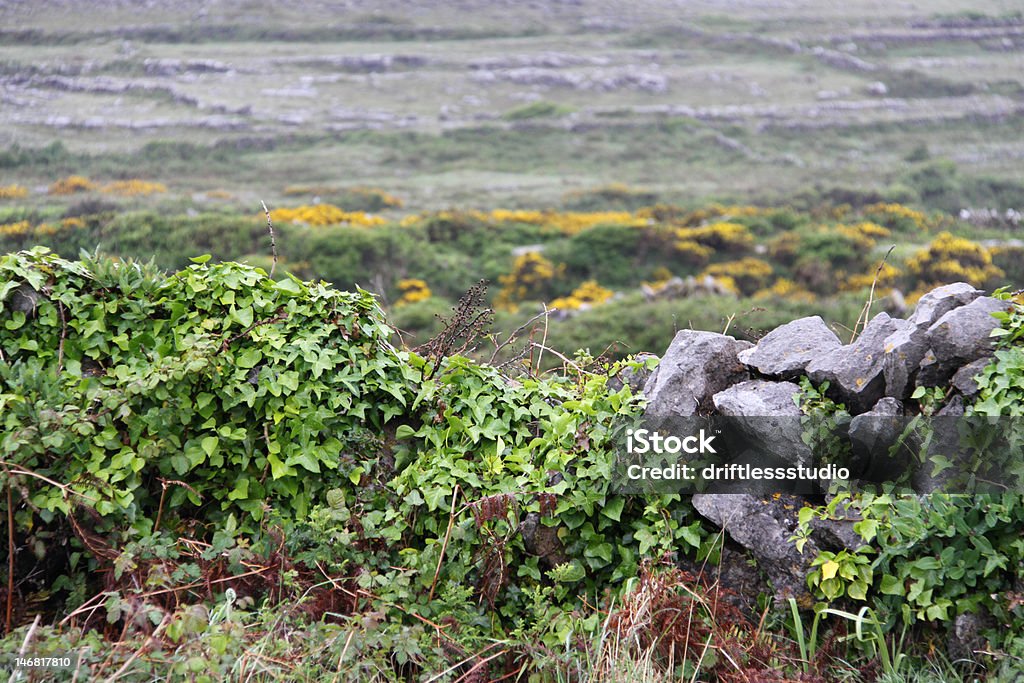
842 263 902 292
268 204 387 227
495 251 564 312
0 184 28 199
395 279 432 306
906 232 1004 287
677 204 764 227
48 175 96 195
101 180 168 196
673 239 714 266
205 189 235 200
2 218 86 239
550 280 614 311
835 225 878 252
701 257 773 295
675 222 753 252
851 221 892 240
489 209 645 235
0 221 32 237
864 202 929 231
755 278 816 303
768 231 801 265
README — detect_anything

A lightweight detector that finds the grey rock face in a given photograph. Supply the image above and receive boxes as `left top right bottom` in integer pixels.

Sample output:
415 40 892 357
882 324 928 399
8 283 42 316
883 283 982 398
849 397 906 480
951 356 993 398
918 297 1006 387
909 282 982 328
712 380 811 466
692 493 815 604
807 313 910 414
737 316 841 378
643 331 750 417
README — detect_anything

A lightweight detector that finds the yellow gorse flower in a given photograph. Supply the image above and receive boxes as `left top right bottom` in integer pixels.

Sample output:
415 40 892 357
550 280 614 311
48 175 96 195
675 222 753 252
267 204 387 228
489 209 646 235
101 180 168 196
906 232 1004 286
0 184 29 199
395 279 432 306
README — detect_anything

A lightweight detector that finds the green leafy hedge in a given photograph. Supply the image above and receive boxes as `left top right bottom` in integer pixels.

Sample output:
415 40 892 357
0 248 708 655
0 247 409 531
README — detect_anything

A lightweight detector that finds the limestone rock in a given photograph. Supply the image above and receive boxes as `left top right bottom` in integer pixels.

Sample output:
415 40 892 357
738 316 841 378
693 493 815 604
712 380 811 466
918 297 1006 386
951 356 993 398
643 331 750 417
807 313 910 413
849 397 906 480
883 282 982 398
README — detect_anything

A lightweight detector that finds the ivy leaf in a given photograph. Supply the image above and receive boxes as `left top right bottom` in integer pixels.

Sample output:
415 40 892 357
820 559 840 580
201 436 219 459
601 496 624 522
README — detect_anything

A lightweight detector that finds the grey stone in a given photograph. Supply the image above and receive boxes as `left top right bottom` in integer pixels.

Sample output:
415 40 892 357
951 357 993 398
712 380 811 466
521 512 568 569
918 297 1005 387
882 324 929 399
948 611 994 662
807 313 911 414
643 331 751 417
883 283 983 398
737 316 842 378
911 395 967 492
692 493 815 604
8 283 42 316
849 397 906 480
909 282 982 328
809 496 865 552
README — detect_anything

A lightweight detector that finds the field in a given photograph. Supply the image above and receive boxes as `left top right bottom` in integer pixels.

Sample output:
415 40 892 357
2 0 1024 210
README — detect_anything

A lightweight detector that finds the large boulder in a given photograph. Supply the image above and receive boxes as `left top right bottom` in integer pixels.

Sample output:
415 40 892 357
692 493 816 605
917 297 1006 387
883 282 982 398
712 380 811 466
738 316 842 379
643 331 750 417
807 312 911 414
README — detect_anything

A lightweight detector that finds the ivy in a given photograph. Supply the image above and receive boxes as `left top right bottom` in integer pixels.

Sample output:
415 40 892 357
0 249 715 653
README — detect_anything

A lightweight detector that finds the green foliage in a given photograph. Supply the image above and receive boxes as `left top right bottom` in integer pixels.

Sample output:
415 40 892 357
807 549 872 601
0 247 407 534
0 249 725 672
